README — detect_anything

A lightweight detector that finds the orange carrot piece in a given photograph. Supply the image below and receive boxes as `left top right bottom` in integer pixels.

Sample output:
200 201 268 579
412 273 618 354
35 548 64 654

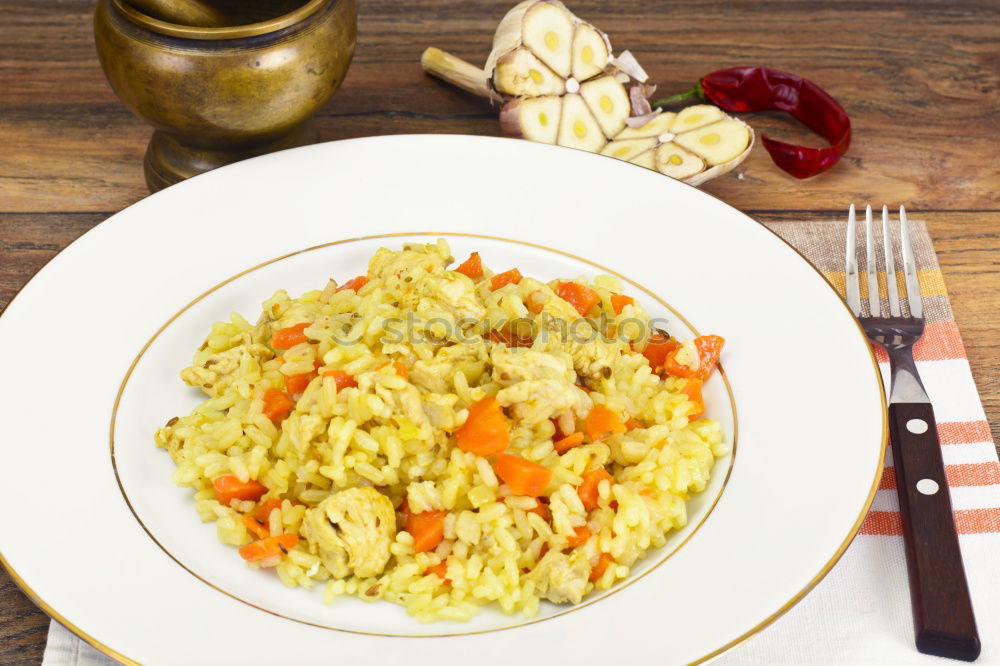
337 275 369 292
242 513 270 540
554 281 601 317
553 432 584 454
680 378 705 419
380 360 409 379
495 454 552 497
271 322 310 350
455 252 483 279
610 294 634 314
663 335 725 380
214 475 268 506
567 525 591 548
321 370 358 391
625 418 643 431
426 561 450 582
454 397 510 456
254 498 283 522
262 388 295 423
406 509 446 553
641 330 680 370
490 268 523 290
584 404 626 442
577 468 614 511
238 533 299 562
590 552 613 582
525 498 550 521
284 370 316 396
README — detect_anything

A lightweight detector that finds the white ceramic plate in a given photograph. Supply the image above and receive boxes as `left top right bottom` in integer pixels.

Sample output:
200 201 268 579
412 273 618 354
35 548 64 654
0 135 884 665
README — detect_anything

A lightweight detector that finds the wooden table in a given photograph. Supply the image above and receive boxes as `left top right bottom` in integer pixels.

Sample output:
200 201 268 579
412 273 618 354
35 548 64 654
1 0 997 662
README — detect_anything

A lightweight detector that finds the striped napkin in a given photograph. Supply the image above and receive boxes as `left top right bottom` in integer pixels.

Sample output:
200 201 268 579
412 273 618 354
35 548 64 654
43 220 998 665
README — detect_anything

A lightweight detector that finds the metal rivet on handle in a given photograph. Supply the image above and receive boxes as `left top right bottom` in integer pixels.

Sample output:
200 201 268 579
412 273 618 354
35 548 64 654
916 479 939 495
907 418 929 434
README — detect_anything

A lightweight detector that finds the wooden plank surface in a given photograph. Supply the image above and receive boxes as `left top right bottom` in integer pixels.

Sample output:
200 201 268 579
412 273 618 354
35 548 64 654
0 0 997 662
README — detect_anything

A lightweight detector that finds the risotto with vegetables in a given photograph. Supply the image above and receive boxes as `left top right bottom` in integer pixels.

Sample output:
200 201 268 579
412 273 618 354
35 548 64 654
155 240 729 622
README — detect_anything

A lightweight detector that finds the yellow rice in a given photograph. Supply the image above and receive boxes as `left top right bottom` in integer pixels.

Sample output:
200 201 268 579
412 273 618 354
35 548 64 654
155 240 728 622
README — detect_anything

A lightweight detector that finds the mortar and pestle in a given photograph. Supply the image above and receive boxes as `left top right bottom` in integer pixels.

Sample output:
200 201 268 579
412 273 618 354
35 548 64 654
94 0 357 192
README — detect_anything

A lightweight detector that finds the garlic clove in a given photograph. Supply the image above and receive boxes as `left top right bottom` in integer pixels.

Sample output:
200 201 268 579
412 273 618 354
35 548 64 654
615 111 676 140
557 93 607 152
670 104 726 134
570 22 608 81
493 48 566 97
521 1 575 78
600 137 657 161
654 143 705 179
579 75 630 138
674 118 751 165
628 148 656 170
500 95 562 143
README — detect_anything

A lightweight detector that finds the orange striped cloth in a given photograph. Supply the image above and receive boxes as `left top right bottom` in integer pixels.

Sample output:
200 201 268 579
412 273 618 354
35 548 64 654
720 220 1000 664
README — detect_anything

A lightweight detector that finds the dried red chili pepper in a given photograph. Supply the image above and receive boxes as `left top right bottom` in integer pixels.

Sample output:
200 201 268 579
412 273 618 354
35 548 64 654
654 67 851 179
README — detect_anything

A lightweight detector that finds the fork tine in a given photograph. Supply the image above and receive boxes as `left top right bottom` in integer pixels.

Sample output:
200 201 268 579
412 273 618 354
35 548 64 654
865 204 880 316
899 206 923 319
845 204 861 315
883 205 902 316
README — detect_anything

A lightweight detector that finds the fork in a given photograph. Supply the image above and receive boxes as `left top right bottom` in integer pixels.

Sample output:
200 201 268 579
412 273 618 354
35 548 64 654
846 204 980 661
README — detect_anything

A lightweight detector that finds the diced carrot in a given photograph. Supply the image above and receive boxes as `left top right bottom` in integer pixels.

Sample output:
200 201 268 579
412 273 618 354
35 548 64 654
380 360 409 379
321 369 358 391
525 498 550 521
641 330 680 370
610 294 634 315
553 432 584 454
214 475 268 506
663 335 725 380
454 397 509 456
254 498 283 523
680 378 705 419
405 508 446 553
284 370 316 396
337 275 368 292
262 388 295 423
490 268 523 290
487 328 533 348
584 404 626 442
271 322 310 350
242 513 270 540
426 561 450 582
590 552 613 582
238 534 299 562
577 468 614 511
554 281 601 317
625 418 643 431
455 252 483 279
495 454 551 497
567 525 591 548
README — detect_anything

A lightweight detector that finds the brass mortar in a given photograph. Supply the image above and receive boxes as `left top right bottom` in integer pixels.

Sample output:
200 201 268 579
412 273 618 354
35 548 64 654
94 0 356 192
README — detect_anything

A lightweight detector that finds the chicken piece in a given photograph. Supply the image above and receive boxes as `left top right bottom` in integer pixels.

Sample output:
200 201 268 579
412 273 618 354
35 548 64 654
410 343 488 394
489 345 575 386
496 379 589 423
527 549 591 604
301 487 396 578
180 344 269 398
399 271 486 322
367 244 450 282
421 392 460 431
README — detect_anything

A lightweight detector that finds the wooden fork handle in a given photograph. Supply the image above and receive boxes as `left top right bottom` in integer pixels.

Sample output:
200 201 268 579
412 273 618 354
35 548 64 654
889 402 981 661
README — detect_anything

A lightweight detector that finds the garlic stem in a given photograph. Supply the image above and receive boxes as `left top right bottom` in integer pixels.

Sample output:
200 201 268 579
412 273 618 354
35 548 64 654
421 47 502 103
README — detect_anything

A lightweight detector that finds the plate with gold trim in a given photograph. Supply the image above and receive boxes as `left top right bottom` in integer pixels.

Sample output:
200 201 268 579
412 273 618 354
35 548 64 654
0 135 884 664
